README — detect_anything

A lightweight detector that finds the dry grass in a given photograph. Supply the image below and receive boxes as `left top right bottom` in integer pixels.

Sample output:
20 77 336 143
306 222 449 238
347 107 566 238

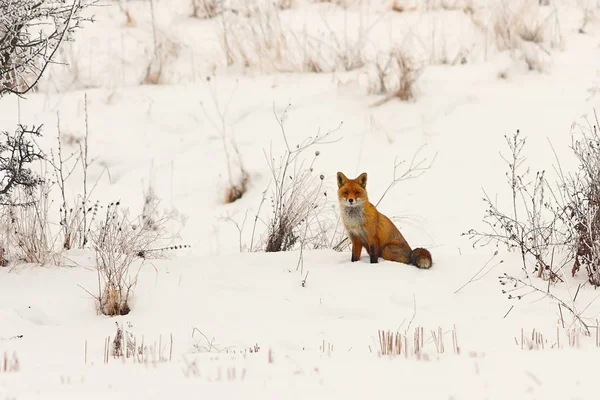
191 0 223 19
224 171 250 204
92 322 173 365
515 326 595 350
392 0 473 13
0 182 61 266
219 2 371 74
0 352 20 372
143 31 181 86
369 47 424 106
377 325 460 359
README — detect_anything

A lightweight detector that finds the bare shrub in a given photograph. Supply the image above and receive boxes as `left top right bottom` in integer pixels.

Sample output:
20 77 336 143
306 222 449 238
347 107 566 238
257 104 341 253
464 130 569 281
562 112 600 285
88 188 187 316
0 126 45 203
368 48 424 107
0 0 97 96
90 202 163 316
461 112 600 335
0 126 53 265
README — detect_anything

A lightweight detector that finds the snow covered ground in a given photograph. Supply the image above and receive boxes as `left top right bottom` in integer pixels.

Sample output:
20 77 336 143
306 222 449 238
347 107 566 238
2 0 600 398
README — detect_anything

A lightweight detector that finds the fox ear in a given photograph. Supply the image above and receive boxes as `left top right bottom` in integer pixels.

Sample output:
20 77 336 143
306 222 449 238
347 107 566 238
337 172 348 188
357 172 367 188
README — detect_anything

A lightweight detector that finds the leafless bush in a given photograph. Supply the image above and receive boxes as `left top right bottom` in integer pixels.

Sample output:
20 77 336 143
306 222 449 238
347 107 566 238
465 116 600 332
0 0 97 96
89 200 174 316
0 125 53 265
258 104 341 253
0 125 45 203
369 48 425 107
561 112 600 286
464 130 569 281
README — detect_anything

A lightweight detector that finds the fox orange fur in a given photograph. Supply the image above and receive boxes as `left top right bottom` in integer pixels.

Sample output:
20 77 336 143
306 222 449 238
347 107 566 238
336 172 432 269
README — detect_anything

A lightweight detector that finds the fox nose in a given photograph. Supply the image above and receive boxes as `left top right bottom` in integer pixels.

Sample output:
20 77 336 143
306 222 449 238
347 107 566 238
348 198 354 204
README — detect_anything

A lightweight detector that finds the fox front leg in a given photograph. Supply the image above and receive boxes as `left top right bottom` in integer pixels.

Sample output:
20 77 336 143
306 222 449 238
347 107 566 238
367 239 379 264
350 235 362 262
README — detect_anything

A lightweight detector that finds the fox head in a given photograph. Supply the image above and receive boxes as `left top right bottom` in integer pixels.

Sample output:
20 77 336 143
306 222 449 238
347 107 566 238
337 172 368 208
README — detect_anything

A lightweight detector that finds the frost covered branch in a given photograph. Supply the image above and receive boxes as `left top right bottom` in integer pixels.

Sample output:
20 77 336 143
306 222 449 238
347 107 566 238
0 0 98 96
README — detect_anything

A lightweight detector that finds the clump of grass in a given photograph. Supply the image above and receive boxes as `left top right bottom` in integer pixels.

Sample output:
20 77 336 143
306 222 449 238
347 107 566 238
369 47 424 107
377 325 460 359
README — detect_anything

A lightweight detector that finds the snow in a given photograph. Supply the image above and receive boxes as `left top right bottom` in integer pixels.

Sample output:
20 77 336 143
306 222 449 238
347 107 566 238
2 0 600 398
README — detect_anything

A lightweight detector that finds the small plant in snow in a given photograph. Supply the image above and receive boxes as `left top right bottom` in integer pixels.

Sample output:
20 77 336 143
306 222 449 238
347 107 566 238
258 104 341 253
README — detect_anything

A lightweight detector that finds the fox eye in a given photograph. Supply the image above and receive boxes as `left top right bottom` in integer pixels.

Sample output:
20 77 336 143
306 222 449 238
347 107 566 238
342 191 349 196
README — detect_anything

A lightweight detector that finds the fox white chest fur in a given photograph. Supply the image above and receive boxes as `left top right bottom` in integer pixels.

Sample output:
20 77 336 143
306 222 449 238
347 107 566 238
340 205 368 244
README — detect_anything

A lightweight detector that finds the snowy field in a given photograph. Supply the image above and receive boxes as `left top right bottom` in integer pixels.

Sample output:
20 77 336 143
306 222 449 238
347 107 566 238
2 0 600 398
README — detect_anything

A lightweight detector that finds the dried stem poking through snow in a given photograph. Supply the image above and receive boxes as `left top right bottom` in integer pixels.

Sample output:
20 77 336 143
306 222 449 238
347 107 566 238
378 325 460 358
261 103 342 253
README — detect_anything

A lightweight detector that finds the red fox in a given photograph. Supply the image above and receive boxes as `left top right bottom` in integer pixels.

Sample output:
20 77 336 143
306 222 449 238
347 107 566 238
336 172 432 269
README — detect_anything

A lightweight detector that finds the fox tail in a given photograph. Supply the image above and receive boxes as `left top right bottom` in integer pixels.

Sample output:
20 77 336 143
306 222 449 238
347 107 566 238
409 247 432 269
